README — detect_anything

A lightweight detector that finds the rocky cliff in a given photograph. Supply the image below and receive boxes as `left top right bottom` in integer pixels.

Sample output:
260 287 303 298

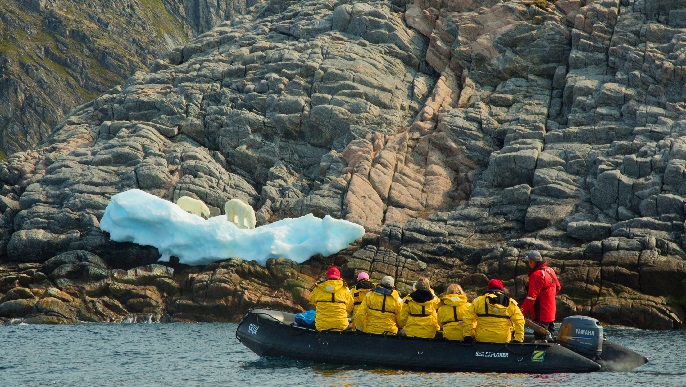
0 0 251 158
1 0 686 329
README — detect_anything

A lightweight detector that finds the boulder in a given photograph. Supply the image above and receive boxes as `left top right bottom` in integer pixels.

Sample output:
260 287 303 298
0 298 37 317
567 221 612 241
1 287 35 302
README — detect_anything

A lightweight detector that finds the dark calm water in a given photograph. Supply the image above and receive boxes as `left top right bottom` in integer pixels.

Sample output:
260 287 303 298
0 323 683 386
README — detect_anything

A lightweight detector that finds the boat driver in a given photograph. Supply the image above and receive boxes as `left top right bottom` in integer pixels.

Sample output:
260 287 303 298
520 250 561 340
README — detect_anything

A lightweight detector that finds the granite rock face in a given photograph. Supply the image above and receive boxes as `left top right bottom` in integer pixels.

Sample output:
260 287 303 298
1 0 686 328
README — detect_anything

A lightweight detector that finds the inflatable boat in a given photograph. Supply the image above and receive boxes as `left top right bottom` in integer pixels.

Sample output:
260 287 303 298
236 309 648 373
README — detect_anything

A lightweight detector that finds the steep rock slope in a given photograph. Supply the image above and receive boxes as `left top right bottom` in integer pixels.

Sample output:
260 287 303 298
357 0 686 328
1 0 686 327
0 0 251 157
0 0 434 323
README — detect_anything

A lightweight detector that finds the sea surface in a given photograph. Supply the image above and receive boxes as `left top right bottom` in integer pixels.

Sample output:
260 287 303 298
0 322 683 386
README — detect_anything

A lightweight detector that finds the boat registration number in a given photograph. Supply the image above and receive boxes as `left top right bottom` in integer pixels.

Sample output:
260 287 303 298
248 323 260 335
475 351 509 358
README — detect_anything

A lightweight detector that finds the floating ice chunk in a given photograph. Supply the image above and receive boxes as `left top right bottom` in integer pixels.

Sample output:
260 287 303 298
99 189 365 266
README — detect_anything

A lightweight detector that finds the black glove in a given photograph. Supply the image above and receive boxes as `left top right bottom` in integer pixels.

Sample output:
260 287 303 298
463 336 474 343
512 339 522 343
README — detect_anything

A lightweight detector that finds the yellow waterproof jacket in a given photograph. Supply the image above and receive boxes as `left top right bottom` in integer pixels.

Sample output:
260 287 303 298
463 291 525 343
437 294 472 341
308 279 353 331
399 289 440 338
350 280 375 329
357 287 402 334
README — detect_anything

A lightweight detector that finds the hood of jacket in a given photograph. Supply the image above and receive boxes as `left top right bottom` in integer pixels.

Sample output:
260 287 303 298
409 289 435 303
355 280 374 289
440 293 468 306
314 279 346 293
373 286 394 296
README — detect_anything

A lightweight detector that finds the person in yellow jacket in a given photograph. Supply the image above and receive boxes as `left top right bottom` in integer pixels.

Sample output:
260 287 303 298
308 267 353 331
437 283 473 341
462 279 525 344
356 275 403 334
399 277 440 338
350 271 375 330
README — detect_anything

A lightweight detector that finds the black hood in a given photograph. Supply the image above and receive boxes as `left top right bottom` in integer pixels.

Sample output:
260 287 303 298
409 289 434 303
355 280 374 289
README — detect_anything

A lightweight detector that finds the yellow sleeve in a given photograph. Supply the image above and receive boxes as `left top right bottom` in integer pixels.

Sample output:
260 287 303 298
509 301 525 342
432 310 440 331
356 295 368 331
308 288 319 306
344 289 354 314
399 300 409 328
462 303 476 332
463 299 478 338
394 298 403 323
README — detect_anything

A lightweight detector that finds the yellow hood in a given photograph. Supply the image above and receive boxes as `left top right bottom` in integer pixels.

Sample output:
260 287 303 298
440 293 469 306
314 279 346 293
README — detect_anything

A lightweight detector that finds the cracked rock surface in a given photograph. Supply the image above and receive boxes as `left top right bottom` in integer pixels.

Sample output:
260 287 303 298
1 0 686 328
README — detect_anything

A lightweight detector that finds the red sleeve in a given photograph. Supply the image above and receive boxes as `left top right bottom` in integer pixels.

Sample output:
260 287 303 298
520 272 544 317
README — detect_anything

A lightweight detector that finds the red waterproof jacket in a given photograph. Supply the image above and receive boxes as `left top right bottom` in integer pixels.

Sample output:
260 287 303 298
520 262 561 323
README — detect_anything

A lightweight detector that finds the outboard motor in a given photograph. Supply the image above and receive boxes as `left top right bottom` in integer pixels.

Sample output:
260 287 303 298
557 316 603 358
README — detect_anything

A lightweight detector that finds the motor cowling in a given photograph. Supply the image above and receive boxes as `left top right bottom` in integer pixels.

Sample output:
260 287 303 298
557 316 603 358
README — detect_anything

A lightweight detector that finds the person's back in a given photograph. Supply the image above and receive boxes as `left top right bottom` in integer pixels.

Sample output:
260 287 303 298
437 284 471 341
308 267 353 331
358 276 402 334
350 272 375 329
463 279 524 344
399 277 440 338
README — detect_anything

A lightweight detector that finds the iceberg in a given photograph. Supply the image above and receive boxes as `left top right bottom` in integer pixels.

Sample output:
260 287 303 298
99 189 366 266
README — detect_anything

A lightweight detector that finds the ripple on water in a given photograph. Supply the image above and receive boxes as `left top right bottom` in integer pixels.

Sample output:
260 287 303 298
0 323 683 386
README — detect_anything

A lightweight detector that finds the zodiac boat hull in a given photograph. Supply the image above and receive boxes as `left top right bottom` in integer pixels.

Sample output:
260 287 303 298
236 309 641 373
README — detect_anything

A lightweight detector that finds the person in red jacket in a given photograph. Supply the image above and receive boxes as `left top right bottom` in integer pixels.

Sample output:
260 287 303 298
520 250 561 340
